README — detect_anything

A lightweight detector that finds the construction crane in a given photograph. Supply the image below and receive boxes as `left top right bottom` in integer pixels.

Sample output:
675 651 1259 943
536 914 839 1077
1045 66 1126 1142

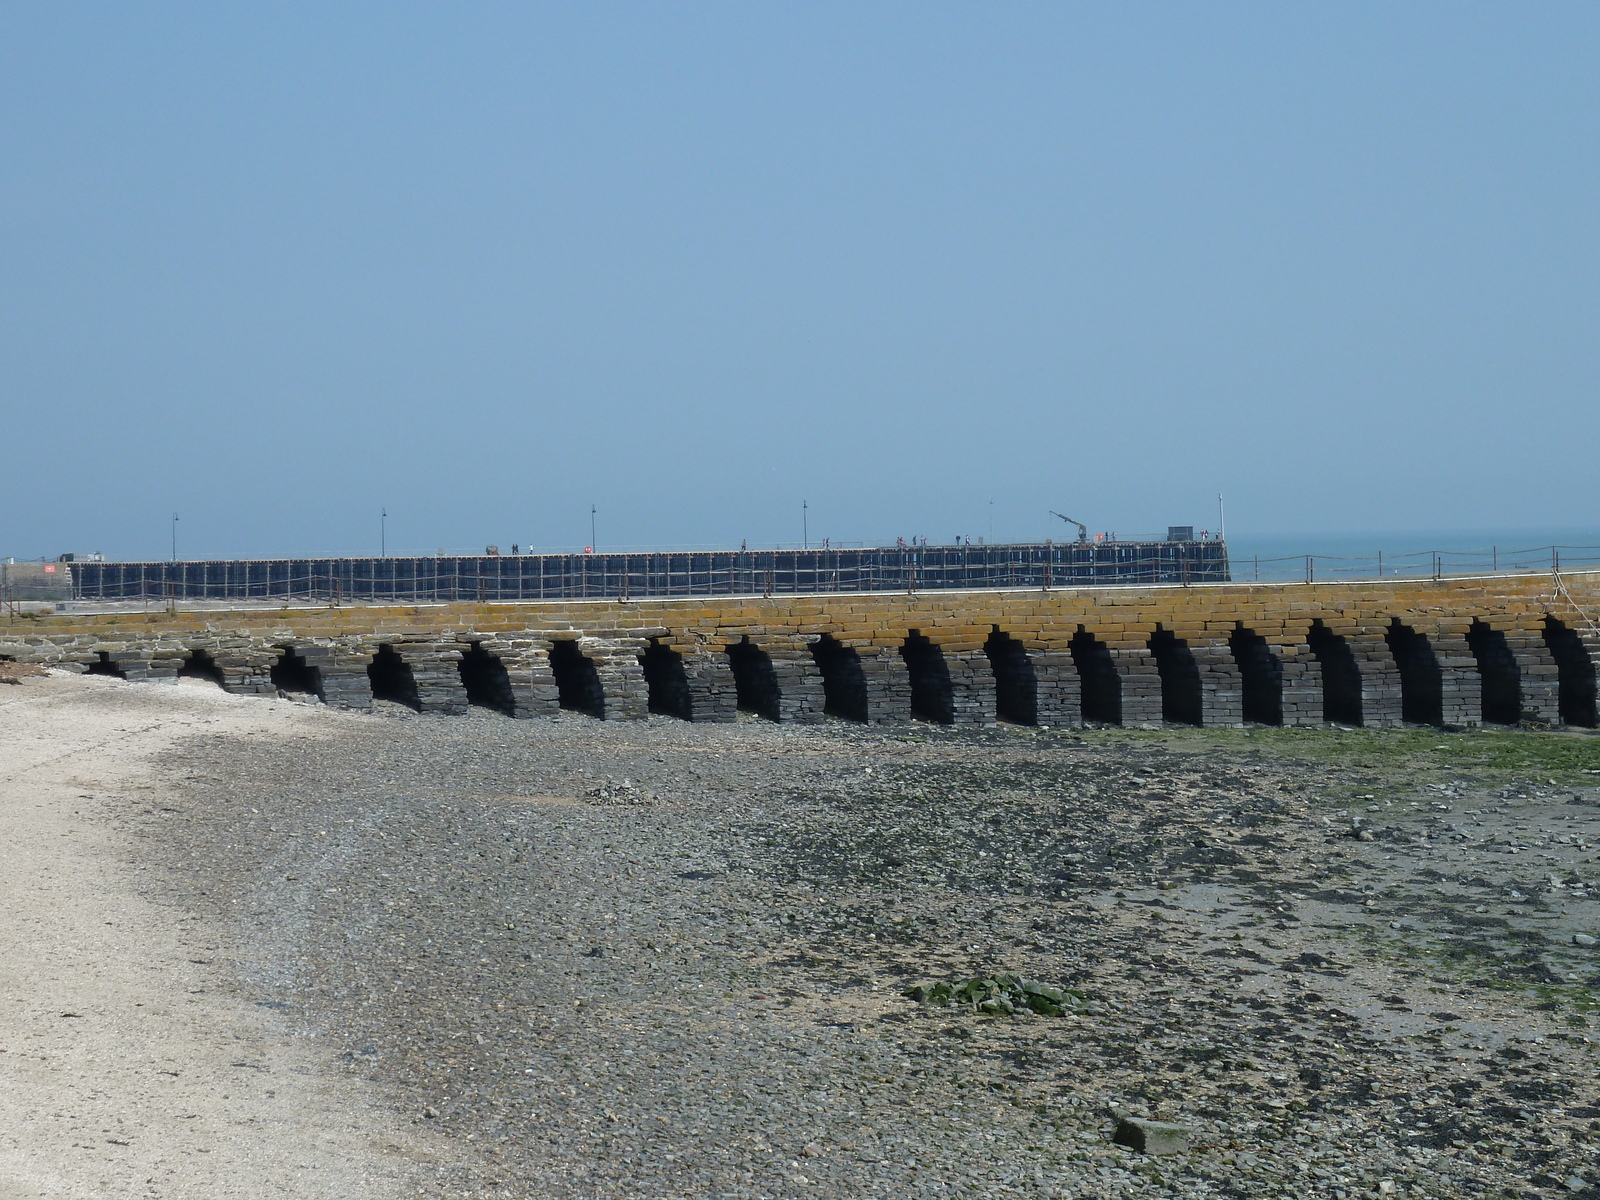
1049 512 1089 543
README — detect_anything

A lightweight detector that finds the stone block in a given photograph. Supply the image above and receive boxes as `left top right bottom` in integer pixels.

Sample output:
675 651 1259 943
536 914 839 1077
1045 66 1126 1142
1112 1118 1190 1156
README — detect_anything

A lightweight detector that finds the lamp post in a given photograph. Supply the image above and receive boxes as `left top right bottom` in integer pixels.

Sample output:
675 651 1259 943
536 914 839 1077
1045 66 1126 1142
803 500 808 550
381 508 387 558
590 505 597 553
171 513 178 562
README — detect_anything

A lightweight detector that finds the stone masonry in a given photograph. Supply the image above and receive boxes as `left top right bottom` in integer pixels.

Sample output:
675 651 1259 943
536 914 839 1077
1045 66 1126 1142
2 572 1596 731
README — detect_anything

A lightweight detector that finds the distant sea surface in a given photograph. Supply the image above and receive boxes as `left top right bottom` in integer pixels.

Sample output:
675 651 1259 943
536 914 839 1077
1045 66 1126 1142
1221 526 1600 582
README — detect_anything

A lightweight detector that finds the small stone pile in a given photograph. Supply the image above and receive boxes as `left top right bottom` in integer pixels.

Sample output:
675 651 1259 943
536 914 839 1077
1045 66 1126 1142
582 779 657 806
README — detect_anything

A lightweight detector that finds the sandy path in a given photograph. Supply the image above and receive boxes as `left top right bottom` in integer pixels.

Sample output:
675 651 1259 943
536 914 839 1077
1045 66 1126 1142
0 673 433 1200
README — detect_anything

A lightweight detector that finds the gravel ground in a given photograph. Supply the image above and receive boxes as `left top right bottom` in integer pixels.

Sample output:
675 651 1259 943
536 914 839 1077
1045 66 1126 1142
127 702 1600 1200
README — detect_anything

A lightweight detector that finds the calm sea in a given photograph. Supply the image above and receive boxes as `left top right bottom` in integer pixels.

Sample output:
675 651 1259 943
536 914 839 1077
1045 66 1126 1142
1221 526 1600 582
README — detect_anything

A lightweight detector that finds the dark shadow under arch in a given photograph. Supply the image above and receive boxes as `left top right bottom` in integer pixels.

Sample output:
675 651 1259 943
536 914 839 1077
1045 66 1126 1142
1307 620 1362 726
725 636 780 721
271 647 323 698
1229 625 1283 726
548 640 604 717
85 650 127 679
458 642 515 715
900 630 954 725
1384 620 1443 727
984 627 1036 725
367 645 421 710
1544 616 1597 727
179 648 226 687
1148 627 1202 726
640 639 693 720
811 634 868 723
1465 620 1521 725
1069 627 1121 725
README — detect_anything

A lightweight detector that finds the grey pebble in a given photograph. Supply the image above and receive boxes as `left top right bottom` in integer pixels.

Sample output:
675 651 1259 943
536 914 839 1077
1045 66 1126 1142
132 713 1600 1199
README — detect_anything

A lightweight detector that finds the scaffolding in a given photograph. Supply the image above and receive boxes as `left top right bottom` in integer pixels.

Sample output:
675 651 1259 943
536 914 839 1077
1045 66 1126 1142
66 541 1231 603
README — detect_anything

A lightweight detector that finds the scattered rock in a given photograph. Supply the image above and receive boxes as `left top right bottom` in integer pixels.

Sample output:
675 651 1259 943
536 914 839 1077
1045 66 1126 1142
904 974 1089 1017
1112 1117 1190 1156
582 781 656 806
139 704 1600 1198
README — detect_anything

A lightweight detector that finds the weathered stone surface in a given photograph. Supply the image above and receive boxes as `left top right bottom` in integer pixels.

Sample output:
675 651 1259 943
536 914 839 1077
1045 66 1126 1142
0 572 1594 730
1113 1117 1191 1155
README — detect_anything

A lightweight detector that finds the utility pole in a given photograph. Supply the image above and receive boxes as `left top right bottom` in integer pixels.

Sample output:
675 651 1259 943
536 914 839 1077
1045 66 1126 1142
803 500 808 550
171 513 179 562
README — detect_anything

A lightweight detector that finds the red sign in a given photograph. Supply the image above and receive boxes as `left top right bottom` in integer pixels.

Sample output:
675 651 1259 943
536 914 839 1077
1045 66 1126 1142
43 564 56 573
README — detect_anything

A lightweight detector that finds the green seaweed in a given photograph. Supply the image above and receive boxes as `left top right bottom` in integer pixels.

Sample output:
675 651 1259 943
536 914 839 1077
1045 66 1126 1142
904 974 1093 1017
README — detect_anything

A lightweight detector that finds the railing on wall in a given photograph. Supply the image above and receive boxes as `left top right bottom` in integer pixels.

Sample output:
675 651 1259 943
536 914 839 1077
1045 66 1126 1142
1236 543 1600 583
64 541 1232 603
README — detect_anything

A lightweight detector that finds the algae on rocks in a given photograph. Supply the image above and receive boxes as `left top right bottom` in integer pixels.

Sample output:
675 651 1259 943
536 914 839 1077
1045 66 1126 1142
904 973 1092 1017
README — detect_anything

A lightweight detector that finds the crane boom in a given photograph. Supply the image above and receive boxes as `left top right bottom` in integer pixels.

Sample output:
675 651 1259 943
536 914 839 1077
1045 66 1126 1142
1049 511 1089 543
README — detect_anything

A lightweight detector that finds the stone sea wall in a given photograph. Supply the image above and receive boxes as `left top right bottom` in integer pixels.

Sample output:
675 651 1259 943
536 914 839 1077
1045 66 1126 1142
2 573 1597 730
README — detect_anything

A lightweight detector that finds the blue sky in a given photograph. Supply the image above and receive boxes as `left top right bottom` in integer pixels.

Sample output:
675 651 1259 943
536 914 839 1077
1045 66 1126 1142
3 3 1596 559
